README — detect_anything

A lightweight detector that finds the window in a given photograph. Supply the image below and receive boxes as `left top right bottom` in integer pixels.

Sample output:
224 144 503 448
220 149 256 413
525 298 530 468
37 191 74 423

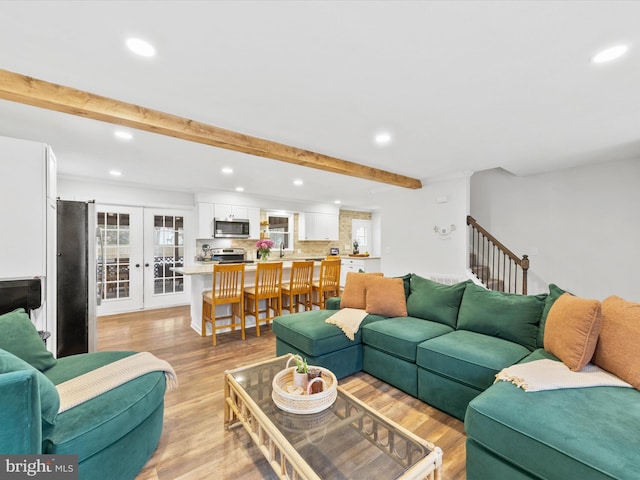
352 219 372 250
267 212 294 251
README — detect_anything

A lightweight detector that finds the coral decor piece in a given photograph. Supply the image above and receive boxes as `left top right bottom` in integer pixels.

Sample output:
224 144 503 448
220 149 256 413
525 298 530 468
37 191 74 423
256 239 274 261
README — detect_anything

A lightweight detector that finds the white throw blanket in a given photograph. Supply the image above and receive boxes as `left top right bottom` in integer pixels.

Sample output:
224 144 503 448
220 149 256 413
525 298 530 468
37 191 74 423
495 359 632 392
325 308 369 341
57 352 178 413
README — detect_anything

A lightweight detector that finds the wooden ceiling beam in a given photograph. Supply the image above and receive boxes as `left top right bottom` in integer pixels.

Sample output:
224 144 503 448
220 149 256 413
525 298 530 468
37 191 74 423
0 68 422 190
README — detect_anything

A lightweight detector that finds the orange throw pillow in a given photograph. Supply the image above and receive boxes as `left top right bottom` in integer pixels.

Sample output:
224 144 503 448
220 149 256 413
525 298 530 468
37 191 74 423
593 295 640 390
341 272 384 309
544 293 602 371
365 276 408 317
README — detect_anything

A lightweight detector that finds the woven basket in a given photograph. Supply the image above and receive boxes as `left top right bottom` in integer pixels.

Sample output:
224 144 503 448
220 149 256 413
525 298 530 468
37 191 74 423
272 357 337 414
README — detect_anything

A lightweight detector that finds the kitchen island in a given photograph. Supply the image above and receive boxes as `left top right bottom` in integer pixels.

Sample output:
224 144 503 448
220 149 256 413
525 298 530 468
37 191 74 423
173 260 321 337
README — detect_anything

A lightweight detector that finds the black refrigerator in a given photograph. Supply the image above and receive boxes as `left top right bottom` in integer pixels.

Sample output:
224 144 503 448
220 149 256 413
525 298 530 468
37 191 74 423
56 200 100 357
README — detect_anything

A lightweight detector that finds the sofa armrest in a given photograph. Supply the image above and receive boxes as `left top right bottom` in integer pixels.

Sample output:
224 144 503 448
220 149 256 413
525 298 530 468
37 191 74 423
0 370 43 453
325 296 341 310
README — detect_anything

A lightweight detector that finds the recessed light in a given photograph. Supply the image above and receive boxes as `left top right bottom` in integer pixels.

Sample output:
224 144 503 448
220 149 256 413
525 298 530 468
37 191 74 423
222 167 233 174
591 44 629 64
334 200 341 205
293 179 304 186
235 186 244 192
126 37 156 57
109 170 122 177
114 130 133 141
374 131 393 146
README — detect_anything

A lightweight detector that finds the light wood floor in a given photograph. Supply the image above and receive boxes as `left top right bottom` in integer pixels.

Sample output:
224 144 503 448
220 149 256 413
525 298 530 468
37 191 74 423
97 306 467 480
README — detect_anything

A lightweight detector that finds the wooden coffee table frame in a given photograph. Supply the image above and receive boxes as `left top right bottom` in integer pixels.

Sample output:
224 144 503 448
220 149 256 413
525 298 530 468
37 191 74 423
224 355 443 480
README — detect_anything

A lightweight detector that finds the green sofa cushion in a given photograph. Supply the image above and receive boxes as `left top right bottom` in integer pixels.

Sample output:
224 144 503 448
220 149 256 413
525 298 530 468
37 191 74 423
0 308 56 371
272 310 387 357
416 330 530 391
466 349 640 480
457 283 546 351
406 275 468 328
362 317 453 362
43 351 166 463
0 348 59 427
537 283 568 348
325 297 341 310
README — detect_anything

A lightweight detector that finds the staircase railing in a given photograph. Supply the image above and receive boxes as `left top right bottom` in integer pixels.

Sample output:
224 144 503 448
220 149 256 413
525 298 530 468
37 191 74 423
467 215 529 294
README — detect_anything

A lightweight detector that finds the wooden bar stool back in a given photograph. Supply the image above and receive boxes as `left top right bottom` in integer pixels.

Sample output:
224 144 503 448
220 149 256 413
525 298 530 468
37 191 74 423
312 257 341 309
281 260 314 314
201 263 246 346
244 261 283 336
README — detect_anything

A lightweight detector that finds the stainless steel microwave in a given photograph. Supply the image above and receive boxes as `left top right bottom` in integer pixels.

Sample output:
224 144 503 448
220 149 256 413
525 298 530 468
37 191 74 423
213 218 250 238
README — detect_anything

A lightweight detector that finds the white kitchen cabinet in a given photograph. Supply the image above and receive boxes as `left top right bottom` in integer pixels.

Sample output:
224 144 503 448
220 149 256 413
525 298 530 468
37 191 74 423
340 257 382 286
298 212 339 241
214 203 249 220
196 202 214 238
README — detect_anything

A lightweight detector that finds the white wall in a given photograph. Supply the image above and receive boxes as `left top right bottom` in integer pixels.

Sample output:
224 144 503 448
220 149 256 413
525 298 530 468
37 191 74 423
58 177 195 207
470 158 640 302
378 174 470 278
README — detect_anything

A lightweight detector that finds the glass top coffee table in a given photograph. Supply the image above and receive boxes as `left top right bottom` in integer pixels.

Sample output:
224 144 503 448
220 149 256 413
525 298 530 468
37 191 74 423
224 354 443 480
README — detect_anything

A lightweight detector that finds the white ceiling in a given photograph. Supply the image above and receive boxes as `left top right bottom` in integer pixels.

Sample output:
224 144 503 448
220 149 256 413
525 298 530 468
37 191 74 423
1 1 639 210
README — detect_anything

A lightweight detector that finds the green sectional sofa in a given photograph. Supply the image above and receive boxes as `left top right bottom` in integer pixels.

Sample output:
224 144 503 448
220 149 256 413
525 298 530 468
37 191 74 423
272 274 640 480
0 309 167 480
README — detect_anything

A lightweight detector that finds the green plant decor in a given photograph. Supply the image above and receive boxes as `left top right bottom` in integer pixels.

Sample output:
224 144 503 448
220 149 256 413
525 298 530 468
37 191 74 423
295 356 308 374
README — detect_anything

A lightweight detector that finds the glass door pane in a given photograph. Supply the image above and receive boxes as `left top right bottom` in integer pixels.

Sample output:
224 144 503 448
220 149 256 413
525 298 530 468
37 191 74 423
152 214 184 295
98 212 131 300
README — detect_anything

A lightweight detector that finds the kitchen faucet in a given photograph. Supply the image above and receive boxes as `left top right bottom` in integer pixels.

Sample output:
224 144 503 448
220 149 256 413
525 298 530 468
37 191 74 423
279 242 285 258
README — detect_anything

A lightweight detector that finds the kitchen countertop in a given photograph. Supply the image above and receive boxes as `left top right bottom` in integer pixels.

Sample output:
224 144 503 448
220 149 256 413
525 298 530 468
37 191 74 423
174 260 309 276
174 255 381 275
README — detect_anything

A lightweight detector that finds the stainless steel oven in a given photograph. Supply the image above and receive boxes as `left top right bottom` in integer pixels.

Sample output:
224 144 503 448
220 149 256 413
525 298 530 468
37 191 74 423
210 248 253 264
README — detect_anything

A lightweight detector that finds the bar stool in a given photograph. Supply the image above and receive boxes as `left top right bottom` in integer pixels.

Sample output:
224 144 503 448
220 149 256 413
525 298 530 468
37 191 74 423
281 260 314 314
244 261 283 336
312 257 341 309
201 263 245 346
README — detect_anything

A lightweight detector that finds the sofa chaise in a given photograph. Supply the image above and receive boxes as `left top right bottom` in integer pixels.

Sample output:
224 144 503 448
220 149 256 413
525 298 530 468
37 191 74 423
272 273 640 480
0 308 170 480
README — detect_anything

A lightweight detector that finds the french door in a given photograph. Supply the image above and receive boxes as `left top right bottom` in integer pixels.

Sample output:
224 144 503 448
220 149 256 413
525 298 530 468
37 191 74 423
96 207 144 315
96 205 190 316
142 209 188 310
